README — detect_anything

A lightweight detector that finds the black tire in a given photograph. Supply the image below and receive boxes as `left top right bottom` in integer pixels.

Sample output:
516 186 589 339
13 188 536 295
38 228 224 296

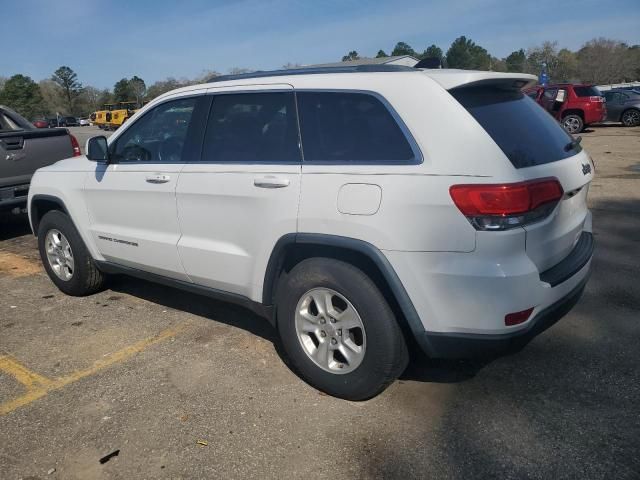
621 109 640 127
276 258 409 400
37 210 105 296
562 114 584 134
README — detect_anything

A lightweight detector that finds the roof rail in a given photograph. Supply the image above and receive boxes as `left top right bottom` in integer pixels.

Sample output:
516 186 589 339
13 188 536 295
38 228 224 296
208 64 418 83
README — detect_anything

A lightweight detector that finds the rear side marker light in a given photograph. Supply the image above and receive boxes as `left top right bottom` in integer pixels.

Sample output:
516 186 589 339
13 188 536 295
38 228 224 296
450 178 564 231
505 308 534 326
69 133 82 157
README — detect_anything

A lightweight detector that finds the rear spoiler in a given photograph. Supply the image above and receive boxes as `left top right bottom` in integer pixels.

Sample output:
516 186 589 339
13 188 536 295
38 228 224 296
418 70 538 91
414 57 442 69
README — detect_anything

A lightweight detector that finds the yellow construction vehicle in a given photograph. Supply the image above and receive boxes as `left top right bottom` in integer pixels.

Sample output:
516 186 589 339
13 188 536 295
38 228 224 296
91 104 116 130
106 101 138 130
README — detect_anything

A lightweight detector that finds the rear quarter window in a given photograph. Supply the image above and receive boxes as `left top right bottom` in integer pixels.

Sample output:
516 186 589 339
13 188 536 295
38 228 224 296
573 86 602 97
296 92 415 163
451 87 579 168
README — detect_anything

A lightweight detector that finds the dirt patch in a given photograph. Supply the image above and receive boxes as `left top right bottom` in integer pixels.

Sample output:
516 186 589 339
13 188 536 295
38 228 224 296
0 252 42 277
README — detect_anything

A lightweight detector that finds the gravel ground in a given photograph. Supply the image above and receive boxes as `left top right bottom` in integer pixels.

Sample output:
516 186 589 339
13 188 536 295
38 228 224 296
0 125 638 480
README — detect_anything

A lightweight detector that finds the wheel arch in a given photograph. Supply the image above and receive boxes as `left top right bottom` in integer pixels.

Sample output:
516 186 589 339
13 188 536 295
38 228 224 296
561 109 584 120
262 233 426 346
621 107 640 123
30 194 70 235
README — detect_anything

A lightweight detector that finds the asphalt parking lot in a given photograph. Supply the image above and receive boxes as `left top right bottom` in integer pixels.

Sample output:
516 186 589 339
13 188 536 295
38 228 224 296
68 126 113 152
1 125 639 479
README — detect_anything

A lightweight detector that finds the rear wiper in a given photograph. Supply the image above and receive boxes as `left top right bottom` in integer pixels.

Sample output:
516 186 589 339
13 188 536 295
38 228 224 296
564 136 582 152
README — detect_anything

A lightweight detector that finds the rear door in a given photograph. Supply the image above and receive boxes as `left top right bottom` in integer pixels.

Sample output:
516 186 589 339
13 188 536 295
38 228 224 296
539 88 558 117
176 86 302 299
604 91 625 121
451 86 593 272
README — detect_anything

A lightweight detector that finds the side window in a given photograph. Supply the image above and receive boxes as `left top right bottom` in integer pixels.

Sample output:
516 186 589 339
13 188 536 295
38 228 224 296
604 92 614 102
0 112 20 131
201 92 301 163
542 88 557 101
111 97 197 163
297 92 415 163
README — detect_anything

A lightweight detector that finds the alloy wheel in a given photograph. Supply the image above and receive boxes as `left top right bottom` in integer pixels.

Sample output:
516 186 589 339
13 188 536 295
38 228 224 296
294 288 366 374
622 110 640 127
45 229 74 281
563 116 581 134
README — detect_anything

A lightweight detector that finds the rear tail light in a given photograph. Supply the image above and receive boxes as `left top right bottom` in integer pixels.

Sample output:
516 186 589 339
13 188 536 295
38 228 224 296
69 133 81 157
590 96 604 102
505 307 534 326
449 178 563 231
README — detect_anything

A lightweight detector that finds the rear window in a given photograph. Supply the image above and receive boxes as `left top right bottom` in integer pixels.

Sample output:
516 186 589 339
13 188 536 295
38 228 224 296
0 112 21 131
451 87 579 168
573 86 602 97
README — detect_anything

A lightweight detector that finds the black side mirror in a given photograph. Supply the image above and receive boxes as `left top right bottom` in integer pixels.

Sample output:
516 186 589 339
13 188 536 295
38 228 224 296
86 136 109 163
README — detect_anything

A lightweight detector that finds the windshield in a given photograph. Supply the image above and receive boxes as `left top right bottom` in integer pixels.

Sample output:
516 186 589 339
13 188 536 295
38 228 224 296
451 87 579 169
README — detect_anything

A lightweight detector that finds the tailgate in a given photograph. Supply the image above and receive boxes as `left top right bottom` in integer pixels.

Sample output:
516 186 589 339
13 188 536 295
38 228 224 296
0 129 74 188
450 82 594 273
520 150 593 271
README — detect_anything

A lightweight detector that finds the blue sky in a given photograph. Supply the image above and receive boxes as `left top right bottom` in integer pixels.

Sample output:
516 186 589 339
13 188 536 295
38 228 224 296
3 0 639 89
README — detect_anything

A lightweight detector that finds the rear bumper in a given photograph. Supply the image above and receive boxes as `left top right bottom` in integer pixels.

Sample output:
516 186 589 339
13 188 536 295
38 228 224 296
384 223 594 359
415 271 589 358
0 184 29 211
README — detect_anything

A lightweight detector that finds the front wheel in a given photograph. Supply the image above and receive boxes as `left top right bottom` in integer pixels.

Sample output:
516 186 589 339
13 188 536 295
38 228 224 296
562 114 584 134
37 210 106 296
621 109 640 127
276 258 408 400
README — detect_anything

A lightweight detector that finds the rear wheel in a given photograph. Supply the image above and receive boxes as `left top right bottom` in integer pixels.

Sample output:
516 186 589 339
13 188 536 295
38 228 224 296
562 114 584 134
621 109 640 127
276 258 408 400
37 210 106 296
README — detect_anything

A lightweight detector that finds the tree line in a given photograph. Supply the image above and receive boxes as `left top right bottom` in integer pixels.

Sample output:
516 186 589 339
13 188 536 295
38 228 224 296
347 36 640 84
1 35 638 121
0 67 224 121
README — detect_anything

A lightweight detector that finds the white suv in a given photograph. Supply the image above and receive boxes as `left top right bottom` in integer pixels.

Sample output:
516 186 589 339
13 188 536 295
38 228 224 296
28 65 594 400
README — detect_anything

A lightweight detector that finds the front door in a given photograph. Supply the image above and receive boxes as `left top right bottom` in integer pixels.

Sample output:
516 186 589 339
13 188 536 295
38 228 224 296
176 88 302 300
604 91 625 121
84 94 204 281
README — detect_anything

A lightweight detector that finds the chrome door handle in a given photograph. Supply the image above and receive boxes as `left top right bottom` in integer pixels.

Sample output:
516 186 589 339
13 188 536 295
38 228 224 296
145 174 170 184
254 176 290 188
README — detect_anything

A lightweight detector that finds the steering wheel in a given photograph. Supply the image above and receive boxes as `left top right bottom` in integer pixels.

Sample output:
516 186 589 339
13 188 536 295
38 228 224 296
121 145 151 162
158 137 184 163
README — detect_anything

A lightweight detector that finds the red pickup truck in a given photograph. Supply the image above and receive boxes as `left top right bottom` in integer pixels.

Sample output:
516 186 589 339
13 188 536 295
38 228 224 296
525 84 607 134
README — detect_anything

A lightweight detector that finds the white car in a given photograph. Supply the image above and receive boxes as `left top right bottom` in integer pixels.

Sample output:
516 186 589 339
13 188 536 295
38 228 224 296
78 118 91 126
27 65 594 400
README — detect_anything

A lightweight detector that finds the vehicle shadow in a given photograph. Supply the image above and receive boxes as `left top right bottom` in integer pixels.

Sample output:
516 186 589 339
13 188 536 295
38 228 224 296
358 197 640 479
0 213 32 241
106 274 278 344
100 196 640 398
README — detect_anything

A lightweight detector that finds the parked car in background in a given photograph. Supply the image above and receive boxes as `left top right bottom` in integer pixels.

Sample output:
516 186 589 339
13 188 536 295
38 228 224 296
58 116 79 127
47 118 60 128
603 89 640 127
526 84 606 134
32 119 49 128
28 66 594 400
1 105 81 215
79 117 91 126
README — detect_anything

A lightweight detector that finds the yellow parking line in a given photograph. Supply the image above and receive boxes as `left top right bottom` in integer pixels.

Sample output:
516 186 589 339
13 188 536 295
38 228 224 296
0 356 54 389
0 324 187 416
